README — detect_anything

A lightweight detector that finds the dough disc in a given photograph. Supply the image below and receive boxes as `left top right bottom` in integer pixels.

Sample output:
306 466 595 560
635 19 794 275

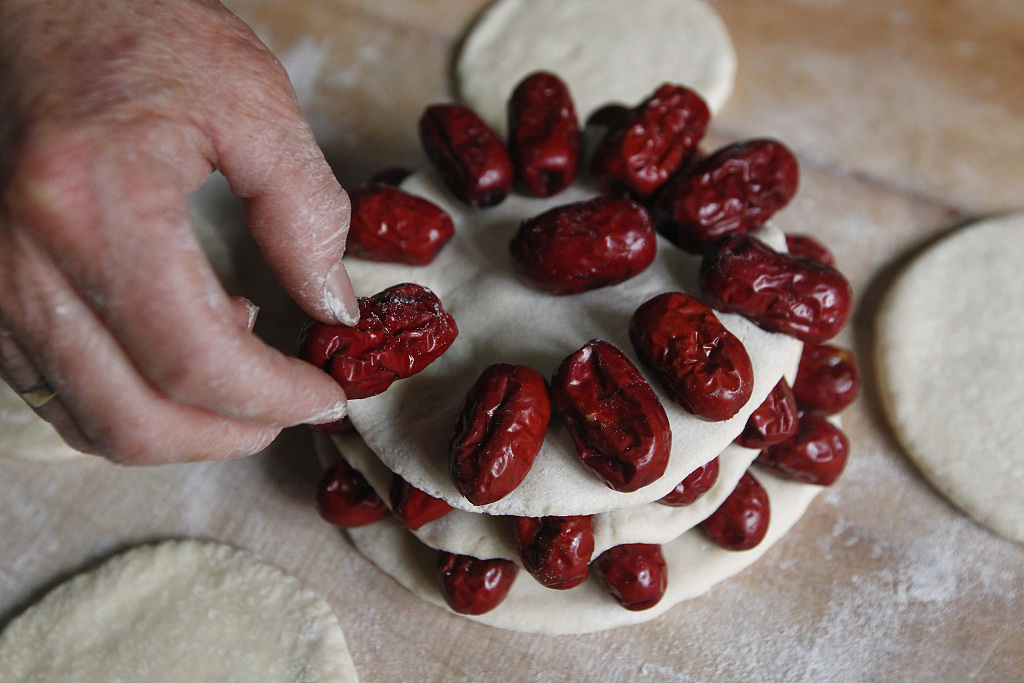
455 0 737 134
876 213 1024 544
0 540 358 682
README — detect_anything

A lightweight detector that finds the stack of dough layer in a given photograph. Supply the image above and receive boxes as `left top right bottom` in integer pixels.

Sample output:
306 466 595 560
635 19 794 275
328 171 826 634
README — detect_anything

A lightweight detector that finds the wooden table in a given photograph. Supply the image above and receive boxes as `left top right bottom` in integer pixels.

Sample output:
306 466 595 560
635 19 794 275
2 1 1022 680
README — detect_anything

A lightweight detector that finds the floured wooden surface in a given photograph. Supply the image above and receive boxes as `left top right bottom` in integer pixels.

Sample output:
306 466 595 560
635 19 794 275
1 1 1022 680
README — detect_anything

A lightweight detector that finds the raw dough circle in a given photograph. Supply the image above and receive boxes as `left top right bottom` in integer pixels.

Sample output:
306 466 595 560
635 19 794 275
0 540 358 682
455 0 737 135
876 213 1024 544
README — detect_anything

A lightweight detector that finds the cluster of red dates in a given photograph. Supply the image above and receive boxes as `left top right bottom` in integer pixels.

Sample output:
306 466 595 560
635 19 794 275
300 72 859 618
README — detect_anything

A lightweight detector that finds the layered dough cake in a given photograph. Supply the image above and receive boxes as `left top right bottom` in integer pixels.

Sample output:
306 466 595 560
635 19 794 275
303 73 856 634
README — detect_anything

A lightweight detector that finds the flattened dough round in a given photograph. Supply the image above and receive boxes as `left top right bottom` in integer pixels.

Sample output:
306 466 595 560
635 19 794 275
0 540 358 683
876 213 1024 544
455 0 736 134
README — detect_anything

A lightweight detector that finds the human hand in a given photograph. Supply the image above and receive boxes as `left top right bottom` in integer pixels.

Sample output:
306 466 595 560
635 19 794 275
0 0 358 463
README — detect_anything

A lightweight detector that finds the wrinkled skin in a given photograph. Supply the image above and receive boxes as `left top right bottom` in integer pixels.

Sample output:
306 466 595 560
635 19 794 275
0 0 358 463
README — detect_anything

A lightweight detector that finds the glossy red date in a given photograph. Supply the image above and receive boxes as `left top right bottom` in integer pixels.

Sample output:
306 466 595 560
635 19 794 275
699 471 770 551
590 84 710 198
514 515 594 590
735 378 800 449
509 196 657 295
508 71 579 197
389 473 455 530
700 234 853 343
629 292 753 421
551 340 671 492
437 552 518 615
299 283 458 399
756 412 849 486
593 543 668 611
658 456 720 507
785 233 835 266
419 103 513 207
316 459 390 528
792 343 860 415
346 185 454 265
655 139 799 253
449 363 551 506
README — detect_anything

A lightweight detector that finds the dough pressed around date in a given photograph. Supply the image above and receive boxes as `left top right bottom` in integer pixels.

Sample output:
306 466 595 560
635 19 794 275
876 212 1024 544
0 540 358 683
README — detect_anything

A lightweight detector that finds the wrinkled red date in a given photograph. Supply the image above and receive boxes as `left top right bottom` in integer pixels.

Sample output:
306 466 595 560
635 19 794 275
792 343 860 415
700 234 853 343
449 363 551 505
346 185 455 265
735 378 800 449
316 459 390 528
551 340 671 492
437 552 518 615
785 233 835 266
591 84 710 198
593 543 668 611
658 457 720 507
699 471 770 551
298 283 458 399
655 139 799 253
756 412 849 486
510 197 657 295
389 473 454 530
507 71 579 197
419 104 513 208
629 292 753 421
514 515 594 590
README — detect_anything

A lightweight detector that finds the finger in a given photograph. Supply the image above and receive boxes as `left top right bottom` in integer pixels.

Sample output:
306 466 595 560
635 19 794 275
0 329 92 453
229 296 259 333
206 54 359 326
7 125 348 429
0 228 282 464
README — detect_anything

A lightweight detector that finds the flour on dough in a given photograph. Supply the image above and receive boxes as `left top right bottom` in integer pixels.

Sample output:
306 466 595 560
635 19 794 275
876 213 1024 544
455 0 736 134
0 540 358 683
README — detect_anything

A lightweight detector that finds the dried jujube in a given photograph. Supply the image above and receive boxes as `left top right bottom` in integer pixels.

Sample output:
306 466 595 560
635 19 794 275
734 378 800 449
299 282 458 399
756 412 849 486
346 184 454 265
658 457 720 507
593 543 668 611
514 515 594 590
389 473 455 531
699 471 770 551
791 343 860 415
550 340 671 492
316 459 390 528
507 71 579 197
449 363 551 505
629 292 753 422
437 552 518 615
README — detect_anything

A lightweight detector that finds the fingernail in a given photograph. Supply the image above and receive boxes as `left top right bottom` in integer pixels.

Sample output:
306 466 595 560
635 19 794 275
323 261 359 326
309 398 348 425
229 296 260 332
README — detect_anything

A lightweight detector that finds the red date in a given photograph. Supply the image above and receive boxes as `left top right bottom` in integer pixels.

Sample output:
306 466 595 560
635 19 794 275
510 197 657 295
508 71 579 197
735 379 799 449
316 459 390 528
699 471 770 551
437 552 518 615
593 543 668 611
756 412 849 486
551 340 671 492
346 185 454 265
514 515 594 590
785 233 835 266
419 103 513 207
299 283 458 399
449 364 551 505
792 343 860 415
591 84 710 198
655 139 799 253
658 457 720 507
700 234 853 343
629 292 753 421
389 473 454 530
